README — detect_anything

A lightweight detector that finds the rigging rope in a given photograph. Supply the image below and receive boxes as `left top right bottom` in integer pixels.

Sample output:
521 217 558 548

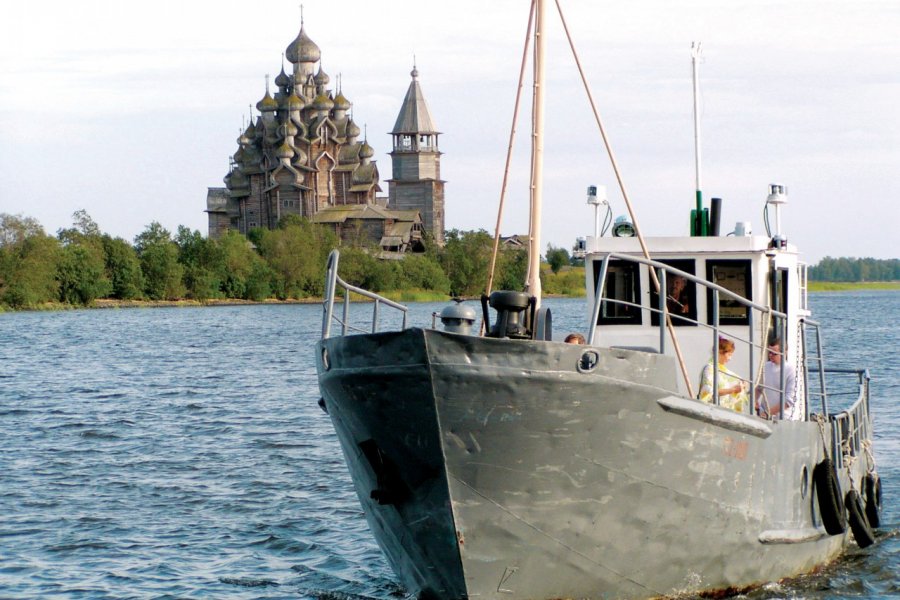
485 0 535 315
554 0 694 397
753 307 773 416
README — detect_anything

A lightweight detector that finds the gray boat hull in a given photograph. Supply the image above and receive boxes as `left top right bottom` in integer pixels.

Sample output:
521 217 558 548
316 328 863 599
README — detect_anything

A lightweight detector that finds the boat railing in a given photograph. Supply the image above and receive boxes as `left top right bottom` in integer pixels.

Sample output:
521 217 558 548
801 318 828 416
819 368 871 469
321 250 409 339
589 252 790 415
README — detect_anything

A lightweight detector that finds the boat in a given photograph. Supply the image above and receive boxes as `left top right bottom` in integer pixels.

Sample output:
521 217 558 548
314 2 883 598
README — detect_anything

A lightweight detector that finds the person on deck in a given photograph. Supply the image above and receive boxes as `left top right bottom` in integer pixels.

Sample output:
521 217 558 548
698 336 749 413
564 333 586 344
756 338 799 420
667 275 690 315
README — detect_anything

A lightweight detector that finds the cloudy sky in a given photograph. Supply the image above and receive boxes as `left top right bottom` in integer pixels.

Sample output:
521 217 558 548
2 0 897 263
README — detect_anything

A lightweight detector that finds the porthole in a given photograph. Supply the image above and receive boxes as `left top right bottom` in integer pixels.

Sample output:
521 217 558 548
800 464 809 499
577 350 600 373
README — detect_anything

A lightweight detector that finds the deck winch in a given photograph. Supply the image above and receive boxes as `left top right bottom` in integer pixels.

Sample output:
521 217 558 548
481 291 535 339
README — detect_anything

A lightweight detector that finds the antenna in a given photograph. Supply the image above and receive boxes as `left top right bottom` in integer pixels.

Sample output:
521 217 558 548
690 41 708 236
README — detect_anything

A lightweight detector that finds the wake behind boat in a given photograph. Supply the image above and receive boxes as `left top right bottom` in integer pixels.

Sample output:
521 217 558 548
314 2 882 598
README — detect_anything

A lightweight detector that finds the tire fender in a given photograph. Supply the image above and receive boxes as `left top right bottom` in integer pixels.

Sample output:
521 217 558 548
813 458 846 535
846 489 876 548
864 473 882 529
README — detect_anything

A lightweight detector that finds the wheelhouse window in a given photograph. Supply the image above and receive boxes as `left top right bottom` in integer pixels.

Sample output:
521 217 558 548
593 259 642 325
706 260 752 325
650 259 697 326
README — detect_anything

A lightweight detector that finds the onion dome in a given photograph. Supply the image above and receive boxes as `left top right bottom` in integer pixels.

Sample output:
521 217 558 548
359 141 375 159
314 66 330 86
275 67 291 89
286 90 305 110
230 168 249 188
286 26 320 64
276 141 294 160
256 91 278 112
243 121 256 140
333 93 351 111
292 146 308 164
346 119 361 138
279 117 298 138
243 144 260 162
313 94 334 111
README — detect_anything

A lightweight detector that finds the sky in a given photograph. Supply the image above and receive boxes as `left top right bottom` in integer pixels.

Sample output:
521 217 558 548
1 0 898 264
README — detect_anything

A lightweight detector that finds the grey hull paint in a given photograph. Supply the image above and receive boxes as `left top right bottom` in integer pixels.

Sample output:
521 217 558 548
316 328 862 599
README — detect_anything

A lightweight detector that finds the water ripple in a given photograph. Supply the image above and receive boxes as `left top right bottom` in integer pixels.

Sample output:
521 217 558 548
0 297 896 598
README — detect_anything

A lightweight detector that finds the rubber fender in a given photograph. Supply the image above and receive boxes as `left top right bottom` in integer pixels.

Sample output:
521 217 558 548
864 473 882 529
813 458 846 535
846 489 876 548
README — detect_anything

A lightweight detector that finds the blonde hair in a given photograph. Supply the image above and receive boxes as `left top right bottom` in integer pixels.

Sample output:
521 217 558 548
718 336 735 354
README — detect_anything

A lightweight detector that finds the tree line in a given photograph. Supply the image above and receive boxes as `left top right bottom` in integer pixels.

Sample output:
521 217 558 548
807 257 900 282
5 211 890 310
0 211 529 310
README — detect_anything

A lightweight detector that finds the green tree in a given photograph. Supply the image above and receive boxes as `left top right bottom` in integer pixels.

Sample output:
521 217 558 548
337 247 400 292
438 229 493 296
0 213 44 246
219 230 271 300
102 235 144 300
396 253 451 293
56 210 111 305
57 244 110 305
135 222 184 300
495 246 528 291
0 214 61 308
176 226 225 300
545 244 571 274
257 217 338 298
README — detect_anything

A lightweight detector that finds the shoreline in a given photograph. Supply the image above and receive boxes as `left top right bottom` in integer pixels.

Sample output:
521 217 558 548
91 298 323 309
3 283 897 313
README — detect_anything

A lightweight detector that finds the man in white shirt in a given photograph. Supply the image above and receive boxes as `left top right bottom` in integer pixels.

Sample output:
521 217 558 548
757 338 798 420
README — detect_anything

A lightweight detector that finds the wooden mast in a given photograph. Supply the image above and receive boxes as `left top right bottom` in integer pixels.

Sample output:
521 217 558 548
525 0 546 307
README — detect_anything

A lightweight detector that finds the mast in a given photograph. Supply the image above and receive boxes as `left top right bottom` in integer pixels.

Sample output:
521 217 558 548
525 0 546 306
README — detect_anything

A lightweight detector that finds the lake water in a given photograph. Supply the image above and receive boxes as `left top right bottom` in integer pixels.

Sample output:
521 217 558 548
1 292 898 599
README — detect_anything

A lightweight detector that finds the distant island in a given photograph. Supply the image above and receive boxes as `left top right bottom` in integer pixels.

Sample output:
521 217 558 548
1 211 896 311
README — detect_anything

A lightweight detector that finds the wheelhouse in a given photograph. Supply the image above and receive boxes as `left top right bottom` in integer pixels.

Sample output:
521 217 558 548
584 234 810 414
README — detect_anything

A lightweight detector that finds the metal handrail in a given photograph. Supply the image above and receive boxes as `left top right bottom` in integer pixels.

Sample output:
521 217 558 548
321 250 409 339
587 253 789 414
826 368 870 468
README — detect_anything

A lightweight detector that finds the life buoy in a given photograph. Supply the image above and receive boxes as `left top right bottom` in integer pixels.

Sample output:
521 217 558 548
864 473 882 529
845 490 876 548
813 458 846 535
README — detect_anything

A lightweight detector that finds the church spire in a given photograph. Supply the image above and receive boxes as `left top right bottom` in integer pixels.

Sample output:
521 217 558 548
391 64 438 136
